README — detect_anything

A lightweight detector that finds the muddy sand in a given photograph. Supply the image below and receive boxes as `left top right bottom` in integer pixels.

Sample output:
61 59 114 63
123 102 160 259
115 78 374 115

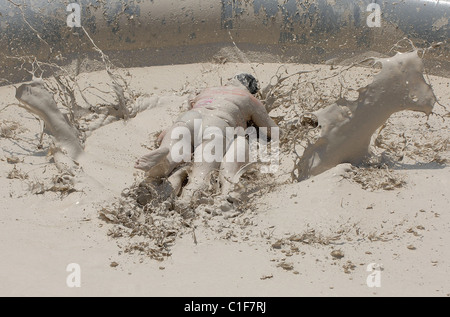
0 59 449 296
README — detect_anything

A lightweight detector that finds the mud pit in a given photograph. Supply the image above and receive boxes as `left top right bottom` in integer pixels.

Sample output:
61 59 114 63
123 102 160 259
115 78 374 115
1 47 450 295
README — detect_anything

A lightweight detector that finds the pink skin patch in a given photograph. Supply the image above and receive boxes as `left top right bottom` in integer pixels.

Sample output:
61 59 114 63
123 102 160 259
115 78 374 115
191 87 265 110
193 98 214 109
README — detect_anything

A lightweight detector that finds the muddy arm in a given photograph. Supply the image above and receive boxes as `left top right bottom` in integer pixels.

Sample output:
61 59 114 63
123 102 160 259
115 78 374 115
249 97 279 138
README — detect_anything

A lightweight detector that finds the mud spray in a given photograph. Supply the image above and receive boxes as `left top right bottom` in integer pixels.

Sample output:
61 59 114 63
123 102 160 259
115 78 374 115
9 43 445 260
1 0 448 263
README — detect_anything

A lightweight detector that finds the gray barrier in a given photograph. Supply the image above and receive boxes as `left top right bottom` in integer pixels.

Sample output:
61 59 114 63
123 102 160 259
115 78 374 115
0 0 449 84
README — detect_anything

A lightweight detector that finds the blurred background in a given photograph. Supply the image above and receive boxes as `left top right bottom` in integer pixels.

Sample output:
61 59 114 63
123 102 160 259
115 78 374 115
0 0 448 85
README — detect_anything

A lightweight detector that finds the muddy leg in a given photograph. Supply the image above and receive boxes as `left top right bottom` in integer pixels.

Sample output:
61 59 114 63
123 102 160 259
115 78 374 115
135 147 171 175
179 143 221 203
219 136 249 202
135 120 195 177
167 166 190 197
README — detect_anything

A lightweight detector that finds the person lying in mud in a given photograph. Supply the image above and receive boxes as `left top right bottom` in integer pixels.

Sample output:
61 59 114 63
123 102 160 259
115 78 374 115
135 73 279 203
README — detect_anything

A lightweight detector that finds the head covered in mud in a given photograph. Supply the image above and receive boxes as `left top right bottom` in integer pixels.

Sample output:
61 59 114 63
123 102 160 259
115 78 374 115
230 73 260 95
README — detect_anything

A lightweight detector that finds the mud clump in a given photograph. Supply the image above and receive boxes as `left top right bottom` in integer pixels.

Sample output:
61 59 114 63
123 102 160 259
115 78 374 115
344 165 406 191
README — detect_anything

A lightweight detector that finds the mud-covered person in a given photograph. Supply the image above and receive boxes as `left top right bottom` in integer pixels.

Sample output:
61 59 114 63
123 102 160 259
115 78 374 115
135 73 279 204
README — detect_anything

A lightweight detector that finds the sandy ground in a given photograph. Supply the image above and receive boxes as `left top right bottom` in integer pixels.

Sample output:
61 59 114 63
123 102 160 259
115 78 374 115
0 61 449 297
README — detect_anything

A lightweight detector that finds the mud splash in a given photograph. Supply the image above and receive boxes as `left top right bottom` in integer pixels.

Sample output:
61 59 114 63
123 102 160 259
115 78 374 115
298 51 437 179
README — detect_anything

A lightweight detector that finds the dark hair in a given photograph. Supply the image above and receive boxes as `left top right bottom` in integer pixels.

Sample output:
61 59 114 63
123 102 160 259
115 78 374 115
235 73 260 95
